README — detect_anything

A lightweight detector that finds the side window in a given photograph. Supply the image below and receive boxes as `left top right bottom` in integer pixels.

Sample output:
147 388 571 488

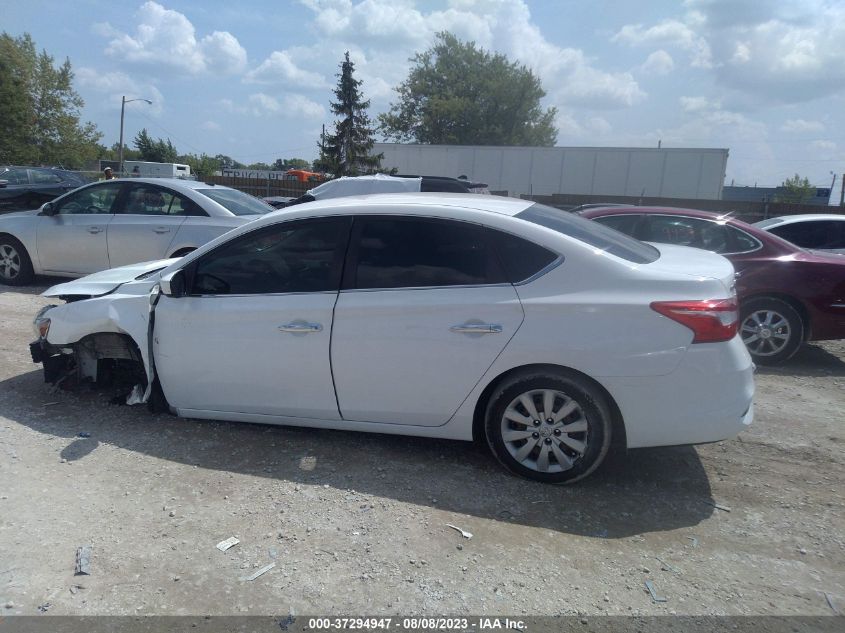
770 221 841 249
488 228 558 283
0 169 29 185
30 169 62 184
55 183 122 215
645 215 730 253
120 184 199 216
726 226 761 253
190 218 349 295
350 217 506 290
592 214 645 239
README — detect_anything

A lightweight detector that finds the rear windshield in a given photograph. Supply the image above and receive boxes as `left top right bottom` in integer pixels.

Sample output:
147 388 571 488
516 203 660 264
195 188 274 216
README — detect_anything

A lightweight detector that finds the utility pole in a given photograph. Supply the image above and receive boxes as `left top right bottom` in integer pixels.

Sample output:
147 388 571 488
118 95 153 176
840 173 845 207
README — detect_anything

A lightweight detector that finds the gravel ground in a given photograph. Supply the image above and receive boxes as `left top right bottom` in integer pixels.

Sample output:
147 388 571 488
0 282 843 617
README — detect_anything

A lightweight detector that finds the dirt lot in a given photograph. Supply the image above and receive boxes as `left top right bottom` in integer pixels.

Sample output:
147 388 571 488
1 281 843 617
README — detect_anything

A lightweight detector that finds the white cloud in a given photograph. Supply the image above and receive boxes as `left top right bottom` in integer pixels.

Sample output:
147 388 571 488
98 1 246 75
679 95 721 113
222 93 325 119
76 68 164 115
810 140 836 151
613 19 713 68
245 51 329 87
781 119 824 133
201 120 221 131
639 50 675 75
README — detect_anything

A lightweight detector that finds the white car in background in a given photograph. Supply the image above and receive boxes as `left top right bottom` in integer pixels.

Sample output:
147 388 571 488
29 193 754 483
754 214 845 254
0 178 274 285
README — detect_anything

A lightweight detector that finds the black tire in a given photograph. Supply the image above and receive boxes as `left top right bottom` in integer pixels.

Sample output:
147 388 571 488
485 369 613 484
739 297 803 365
0 234 35 286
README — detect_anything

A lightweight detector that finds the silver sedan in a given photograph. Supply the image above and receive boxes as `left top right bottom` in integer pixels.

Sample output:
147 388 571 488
0 178 275 285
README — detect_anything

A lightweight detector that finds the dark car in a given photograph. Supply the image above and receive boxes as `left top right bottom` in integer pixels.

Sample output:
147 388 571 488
0 166 87 213
262 196 295 209
578 206 845 364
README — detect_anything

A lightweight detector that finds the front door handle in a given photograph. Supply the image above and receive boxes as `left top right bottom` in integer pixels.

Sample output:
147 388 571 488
278 322 323 333
450 323 503 334
153 227 171 234
87 227 103 234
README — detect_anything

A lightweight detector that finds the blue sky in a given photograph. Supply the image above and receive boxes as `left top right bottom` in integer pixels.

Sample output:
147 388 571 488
5 0 844 190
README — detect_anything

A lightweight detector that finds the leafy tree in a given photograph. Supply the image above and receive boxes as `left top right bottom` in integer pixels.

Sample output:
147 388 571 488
778 174 815 204
0 32 102 167
133 128 178 163
272 157 310 171
246 162 272 171
379 32 557 146
179 153 221 178
214 154 244 169
319 52 382 176
98 142 141 162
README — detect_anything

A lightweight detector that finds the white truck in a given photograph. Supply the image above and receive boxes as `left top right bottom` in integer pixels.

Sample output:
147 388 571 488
123 161 192 179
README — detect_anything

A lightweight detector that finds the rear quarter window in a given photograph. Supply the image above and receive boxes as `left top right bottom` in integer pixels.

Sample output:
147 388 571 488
517 203 659 264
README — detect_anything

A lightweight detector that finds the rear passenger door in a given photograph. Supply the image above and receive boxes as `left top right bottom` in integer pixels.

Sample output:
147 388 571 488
107 183 198 267
330 216 527 427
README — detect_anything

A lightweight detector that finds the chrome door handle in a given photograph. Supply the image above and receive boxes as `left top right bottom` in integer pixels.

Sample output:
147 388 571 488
278 322 323 333
153 227 171 234
450 323 503 334
87 227 103 234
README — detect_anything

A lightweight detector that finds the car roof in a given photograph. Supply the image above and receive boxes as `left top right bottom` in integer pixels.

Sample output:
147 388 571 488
755 213 845 227
104 177 235 192
272 192 534 218
579 205 741 221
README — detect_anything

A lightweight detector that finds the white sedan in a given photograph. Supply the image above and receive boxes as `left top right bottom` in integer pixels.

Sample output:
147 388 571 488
0 178 274 285
754 214 845 254
29 193 754 483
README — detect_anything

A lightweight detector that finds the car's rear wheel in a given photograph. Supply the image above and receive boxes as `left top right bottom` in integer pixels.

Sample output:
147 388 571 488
0 235 34 286
485 370 612 483
739 297 803 365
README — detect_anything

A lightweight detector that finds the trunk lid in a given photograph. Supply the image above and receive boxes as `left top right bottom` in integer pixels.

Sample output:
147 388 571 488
645 243 736 295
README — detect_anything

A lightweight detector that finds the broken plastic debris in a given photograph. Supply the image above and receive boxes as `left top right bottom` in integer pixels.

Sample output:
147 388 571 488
216 537 240 552
824 592 839 614
707 500 732 512
686 536 699 548
242 562 275 581
656 557 681 574
446 524 473 539
126 384 144 405
74 546 92 575
645 580 668 603
78 432 91 438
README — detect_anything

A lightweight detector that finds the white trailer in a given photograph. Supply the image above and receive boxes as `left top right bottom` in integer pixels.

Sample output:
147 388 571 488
375 144 729 200
123 161 192 179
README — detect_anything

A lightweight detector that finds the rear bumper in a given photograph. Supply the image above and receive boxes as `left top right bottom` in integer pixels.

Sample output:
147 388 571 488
601 336 754 449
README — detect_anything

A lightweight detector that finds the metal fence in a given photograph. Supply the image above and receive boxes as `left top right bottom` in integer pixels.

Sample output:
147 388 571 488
203 175 314 198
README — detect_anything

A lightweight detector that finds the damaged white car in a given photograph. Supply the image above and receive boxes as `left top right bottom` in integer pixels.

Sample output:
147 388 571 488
29 193 754 483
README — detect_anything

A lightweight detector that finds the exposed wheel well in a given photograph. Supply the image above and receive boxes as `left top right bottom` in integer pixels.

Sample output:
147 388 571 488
471 363 627 450
742 293 811 340
169 247 195 258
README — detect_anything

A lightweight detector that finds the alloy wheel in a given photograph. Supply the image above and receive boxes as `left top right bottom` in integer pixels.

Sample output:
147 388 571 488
741 309 791 357
0 244 21 281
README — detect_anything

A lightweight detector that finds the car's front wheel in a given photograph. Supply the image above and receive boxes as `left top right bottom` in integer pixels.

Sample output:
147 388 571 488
485 369 613 483
739 297 803 365
0 235 34 286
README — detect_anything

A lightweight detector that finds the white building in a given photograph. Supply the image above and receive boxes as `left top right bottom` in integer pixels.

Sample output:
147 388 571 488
375 144 729 200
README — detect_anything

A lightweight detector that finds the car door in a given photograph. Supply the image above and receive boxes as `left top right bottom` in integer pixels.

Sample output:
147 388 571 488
153 217 351 419
107 183 193 267
331 216 524 427
35 182 121 274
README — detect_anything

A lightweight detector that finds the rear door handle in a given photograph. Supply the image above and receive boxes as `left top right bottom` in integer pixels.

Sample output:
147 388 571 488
87 227 103 234
153 227 171 234
278 322 323 333
450 323 503 334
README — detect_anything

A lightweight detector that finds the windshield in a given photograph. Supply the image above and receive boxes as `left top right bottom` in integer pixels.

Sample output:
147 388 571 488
517 203 660 264
196 188 274 216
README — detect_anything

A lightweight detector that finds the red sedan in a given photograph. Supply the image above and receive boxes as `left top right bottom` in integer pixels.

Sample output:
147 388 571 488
578 206 845 364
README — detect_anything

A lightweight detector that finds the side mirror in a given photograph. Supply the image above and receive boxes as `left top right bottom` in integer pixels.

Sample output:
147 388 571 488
40 202 57 216
160 269 186 297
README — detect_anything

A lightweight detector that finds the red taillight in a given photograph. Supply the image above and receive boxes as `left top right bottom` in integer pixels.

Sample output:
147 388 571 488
650 298 738 343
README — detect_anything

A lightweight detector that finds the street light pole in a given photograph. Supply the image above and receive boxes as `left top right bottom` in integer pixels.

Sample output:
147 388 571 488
118 95 153 176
